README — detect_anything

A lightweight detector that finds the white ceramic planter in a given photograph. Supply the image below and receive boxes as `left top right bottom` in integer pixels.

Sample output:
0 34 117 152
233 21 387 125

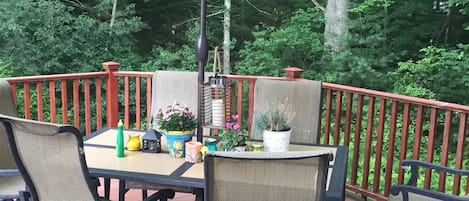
263 129 291 152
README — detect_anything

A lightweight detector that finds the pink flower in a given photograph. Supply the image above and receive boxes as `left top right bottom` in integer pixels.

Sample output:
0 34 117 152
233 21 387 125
178 121 184 126
225 122 231 130
233 123 240 130
188 112 193 116
232 114 239 121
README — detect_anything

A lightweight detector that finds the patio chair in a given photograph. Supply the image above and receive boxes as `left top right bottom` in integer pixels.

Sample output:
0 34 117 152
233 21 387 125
0 114 175 201
204 150 333 201
124 70 206 200
250 78 322 144
389 160 469 201
0 78 25 201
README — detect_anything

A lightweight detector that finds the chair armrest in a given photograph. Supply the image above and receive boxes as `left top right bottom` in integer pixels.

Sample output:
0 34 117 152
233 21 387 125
402 160 469 185
390 185 469 201
0 169 21 176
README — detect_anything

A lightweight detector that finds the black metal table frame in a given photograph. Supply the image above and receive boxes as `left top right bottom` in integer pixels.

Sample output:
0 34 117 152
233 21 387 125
84 127 348 201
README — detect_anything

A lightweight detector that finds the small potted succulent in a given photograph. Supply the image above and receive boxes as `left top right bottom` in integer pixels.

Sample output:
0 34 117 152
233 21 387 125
219 114 248 151
254 101 295 152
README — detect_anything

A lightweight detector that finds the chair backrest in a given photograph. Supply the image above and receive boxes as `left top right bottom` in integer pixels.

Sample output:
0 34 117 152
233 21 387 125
204 151 333 201
149 71 211 135
0 114 100 201
250 78 322 144
149 71 199 130
0 78 18 169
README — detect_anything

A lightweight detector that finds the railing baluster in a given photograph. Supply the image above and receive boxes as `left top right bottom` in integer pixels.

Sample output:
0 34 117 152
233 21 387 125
84 79 91 134
424 108 438 189
61 80 68 124
344 92 353 146
334 91 343 145
236 80 243 128
37 82 43 121
362 96 375 189
146 77 152 125
454 112 467 195
73 79 80 129
373 98 386 193
412 105 424 161
439 110 452 192
49 80 56 123
135 77 141 130
398 103 411 184
96 78 102 130
384 100 398 196
24 83 31 119
324 89 332 144
351 94 363 185
124 76 130 128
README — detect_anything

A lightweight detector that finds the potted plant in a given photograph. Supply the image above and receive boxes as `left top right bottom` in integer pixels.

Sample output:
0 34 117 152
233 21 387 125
219 114 248 151
254 101 295 152
156 102 197 157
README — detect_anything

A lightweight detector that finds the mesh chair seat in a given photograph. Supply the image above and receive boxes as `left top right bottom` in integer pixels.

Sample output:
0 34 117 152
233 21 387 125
204 151 333 201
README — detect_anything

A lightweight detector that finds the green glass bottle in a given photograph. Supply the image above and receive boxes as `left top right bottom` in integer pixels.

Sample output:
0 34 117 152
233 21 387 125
116 119 125 157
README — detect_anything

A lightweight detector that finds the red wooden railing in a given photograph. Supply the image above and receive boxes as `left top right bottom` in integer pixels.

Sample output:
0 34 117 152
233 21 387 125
5 61 469 200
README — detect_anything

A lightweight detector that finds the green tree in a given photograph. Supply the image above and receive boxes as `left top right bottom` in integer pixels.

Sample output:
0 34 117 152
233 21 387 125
0 0 145 75
392 44 469 105
236 8 324 79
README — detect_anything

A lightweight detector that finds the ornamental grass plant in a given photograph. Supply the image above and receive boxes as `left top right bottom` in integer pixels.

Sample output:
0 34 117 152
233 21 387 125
254 101 296 132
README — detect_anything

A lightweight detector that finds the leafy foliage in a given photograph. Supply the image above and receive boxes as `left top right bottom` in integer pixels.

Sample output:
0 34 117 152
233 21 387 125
0 0 145 75
219 114 248 150
236 8 324 79
392 44 469 104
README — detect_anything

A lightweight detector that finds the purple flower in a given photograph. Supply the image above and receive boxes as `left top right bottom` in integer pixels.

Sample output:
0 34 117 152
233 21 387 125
225 122 231 130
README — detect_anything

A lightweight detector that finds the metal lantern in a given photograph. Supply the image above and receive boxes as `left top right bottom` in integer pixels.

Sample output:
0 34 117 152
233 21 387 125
200 74 233 128
141 129 162 153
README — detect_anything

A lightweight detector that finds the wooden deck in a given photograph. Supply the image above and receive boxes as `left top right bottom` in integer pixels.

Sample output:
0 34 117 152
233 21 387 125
98 178 368 201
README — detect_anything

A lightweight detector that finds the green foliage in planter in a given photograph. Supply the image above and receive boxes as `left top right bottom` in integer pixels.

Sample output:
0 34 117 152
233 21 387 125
254 102 295 132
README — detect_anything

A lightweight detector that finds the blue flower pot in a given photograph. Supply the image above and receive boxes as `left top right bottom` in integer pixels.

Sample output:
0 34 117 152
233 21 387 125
164 131 194 158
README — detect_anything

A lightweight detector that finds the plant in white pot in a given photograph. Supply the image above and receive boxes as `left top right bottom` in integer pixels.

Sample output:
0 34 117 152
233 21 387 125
254 102 296 152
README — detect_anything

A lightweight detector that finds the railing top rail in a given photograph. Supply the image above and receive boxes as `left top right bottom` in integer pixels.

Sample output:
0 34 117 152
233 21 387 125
114 71 153 77
323 82 469 113
5 72 108 83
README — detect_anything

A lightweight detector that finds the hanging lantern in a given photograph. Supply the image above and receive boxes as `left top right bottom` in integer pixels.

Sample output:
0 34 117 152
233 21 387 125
200 47 234 128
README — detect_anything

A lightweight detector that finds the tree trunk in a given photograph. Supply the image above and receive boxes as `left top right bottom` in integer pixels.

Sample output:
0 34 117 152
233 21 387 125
110 0 118 28
223 0 231 74
323 0 348 69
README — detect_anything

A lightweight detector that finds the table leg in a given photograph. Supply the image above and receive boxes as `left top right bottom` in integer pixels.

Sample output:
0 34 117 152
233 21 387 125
194 188 204 201
119 179 125 201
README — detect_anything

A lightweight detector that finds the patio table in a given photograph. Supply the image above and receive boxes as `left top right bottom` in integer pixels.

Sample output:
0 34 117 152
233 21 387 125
84 128 348 201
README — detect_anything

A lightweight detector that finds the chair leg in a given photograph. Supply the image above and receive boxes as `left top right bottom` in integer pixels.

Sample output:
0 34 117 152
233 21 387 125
118 179 126 201
142 189 148 200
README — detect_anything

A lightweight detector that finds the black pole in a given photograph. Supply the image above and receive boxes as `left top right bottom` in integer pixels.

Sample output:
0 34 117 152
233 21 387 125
196 0 208 143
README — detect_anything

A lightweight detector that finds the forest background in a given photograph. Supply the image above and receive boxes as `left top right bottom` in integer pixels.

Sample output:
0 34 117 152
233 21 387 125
0 0 468 105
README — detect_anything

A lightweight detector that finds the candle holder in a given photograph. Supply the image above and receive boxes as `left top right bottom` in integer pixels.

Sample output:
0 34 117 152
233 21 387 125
200 75 233 129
